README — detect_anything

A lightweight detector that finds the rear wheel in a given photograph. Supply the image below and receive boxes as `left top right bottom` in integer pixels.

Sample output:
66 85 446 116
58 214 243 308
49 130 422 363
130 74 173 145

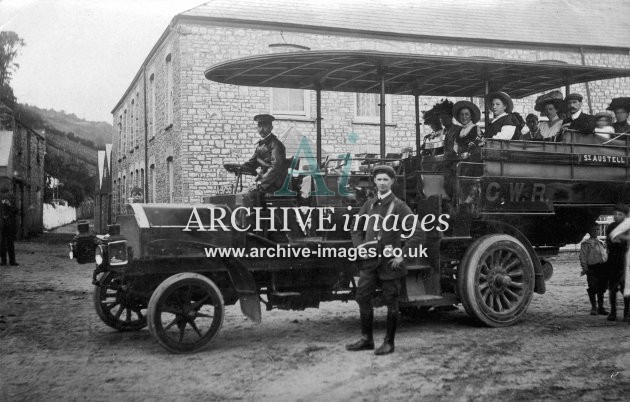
147 273 224 353
94 272 147 331
457 234 535 327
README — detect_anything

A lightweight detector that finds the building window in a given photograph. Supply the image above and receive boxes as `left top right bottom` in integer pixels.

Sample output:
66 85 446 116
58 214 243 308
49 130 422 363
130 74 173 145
166 157 174 203
165 53 173 126
122 175 126 208
271 88 309 117
118 115 123 157
130 99 135 149
140 168 144 196
354 93 392 123
149 73 155 137
135 92 140 146
149 164 156 202
123 109 128 151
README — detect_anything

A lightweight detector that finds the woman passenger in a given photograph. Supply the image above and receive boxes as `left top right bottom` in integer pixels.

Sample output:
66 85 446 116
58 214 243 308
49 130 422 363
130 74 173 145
535 92 564 141
452 100 484 161
420 115 444 156
484 91 519 140
607 98 630 133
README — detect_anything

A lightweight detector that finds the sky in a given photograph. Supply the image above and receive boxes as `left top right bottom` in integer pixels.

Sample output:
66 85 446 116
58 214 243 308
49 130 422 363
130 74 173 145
0 0 206 123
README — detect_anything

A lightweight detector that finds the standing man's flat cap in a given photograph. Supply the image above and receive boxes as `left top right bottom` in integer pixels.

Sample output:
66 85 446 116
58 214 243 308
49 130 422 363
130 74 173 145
254 114 275 123
372 164 396 178
565 93 583 102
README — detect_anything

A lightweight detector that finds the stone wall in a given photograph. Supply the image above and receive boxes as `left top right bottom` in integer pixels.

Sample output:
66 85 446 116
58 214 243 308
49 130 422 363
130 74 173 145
110 21 630 213
10 121 46 237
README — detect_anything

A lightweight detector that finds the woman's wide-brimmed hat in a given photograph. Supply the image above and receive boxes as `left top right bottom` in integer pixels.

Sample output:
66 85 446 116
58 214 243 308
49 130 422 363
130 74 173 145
607 97 630 113
422 99 454 125
534 90 564 114
486 91 513 113
453 100 481 124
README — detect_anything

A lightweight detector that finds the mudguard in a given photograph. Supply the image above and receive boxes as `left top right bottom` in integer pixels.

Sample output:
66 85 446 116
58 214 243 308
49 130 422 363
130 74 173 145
222 257 261 323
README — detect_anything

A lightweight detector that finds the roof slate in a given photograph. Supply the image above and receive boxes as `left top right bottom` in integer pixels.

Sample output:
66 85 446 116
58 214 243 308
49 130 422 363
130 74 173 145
181 0 630 49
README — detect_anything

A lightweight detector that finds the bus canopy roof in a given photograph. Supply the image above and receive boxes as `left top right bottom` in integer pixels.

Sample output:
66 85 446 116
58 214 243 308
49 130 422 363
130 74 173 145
205 50 630 98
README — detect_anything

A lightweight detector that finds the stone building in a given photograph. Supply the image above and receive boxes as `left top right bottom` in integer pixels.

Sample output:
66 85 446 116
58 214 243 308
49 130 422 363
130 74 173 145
110 0 630 214
0 103 46 238
94 144 112 234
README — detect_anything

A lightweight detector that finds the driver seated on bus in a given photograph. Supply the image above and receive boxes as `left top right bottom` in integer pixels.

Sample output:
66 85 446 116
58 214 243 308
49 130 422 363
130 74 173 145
241 114 290 208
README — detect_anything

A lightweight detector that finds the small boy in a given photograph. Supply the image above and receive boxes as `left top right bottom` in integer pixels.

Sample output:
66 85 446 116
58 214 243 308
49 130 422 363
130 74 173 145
520 114 543 141
594 112 615 135
580 225 609 315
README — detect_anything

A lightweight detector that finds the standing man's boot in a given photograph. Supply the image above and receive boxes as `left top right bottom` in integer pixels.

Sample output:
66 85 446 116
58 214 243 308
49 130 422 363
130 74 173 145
608 292 617 321
346 309 374 351
375 309 397 355
588 290 597 315
623 298 630 322
597 293 609 315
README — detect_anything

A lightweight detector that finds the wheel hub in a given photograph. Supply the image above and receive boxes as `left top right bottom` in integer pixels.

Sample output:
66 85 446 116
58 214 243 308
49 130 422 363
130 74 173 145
487 268 511 294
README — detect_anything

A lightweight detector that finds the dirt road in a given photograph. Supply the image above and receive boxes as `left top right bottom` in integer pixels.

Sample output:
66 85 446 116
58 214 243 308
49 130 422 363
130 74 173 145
1 234 629 401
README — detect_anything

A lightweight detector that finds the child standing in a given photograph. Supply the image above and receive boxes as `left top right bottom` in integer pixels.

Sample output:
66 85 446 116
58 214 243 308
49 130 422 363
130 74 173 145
580 225 609 315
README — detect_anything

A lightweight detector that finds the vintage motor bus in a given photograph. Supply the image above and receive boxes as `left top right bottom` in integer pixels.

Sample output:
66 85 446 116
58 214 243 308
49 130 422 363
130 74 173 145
70 51 630 353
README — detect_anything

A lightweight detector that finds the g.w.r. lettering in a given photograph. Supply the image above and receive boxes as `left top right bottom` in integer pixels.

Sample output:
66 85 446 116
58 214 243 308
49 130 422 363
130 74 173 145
485 182 546 203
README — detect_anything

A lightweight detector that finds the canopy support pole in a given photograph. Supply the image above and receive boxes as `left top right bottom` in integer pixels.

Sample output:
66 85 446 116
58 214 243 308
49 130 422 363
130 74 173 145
316 88 322 167
414 92 421 155
484 79 490 131
379 69 386 159
579 47 594 115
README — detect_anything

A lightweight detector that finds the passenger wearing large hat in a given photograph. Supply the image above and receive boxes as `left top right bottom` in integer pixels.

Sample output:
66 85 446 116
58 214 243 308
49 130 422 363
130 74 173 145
534 90 564 141
346 165 424 355
420 100 451 156
561 93 596 135
484 91 520 140
607 97 630 134
451 100 484 159
241 114 289 207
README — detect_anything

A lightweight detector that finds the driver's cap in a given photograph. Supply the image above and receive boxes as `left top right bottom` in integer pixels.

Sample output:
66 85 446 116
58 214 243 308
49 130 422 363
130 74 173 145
254 114 275 123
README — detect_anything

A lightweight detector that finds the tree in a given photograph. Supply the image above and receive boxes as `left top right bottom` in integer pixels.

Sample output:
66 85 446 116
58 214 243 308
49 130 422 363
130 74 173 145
0 31 25 87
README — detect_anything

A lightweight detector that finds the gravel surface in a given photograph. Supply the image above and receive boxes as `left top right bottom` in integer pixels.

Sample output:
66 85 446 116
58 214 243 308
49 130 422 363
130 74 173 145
1 234 629 401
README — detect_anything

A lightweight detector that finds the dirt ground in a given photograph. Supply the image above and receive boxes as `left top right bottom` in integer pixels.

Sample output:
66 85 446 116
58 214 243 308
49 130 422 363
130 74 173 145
1 233 629 401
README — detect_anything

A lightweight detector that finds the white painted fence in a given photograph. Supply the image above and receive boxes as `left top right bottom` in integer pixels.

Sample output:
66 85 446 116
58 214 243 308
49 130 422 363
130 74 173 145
43 201 77 230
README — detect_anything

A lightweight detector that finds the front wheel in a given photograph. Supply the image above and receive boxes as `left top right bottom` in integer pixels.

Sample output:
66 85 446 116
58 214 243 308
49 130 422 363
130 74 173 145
147 273 225 353
457 234 535 327
94 272 147 331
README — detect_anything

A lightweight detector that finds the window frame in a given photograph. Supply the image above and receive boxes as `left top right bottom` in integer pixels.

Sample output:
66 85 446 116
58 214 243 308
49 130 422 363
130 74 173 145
165 53 173 127
353 93 393 124
270 88 311 118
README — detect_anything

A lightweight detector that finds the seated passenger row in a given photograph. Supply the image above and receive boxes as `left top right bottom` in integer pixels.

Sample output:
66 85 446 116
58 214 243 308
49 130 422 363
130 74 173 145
420 94 630 160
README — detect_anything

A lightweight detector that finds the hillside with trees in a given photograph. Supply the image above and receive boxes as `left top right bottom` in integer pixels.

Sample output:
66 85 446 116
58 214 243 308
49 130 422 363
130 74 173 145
13 103 112 147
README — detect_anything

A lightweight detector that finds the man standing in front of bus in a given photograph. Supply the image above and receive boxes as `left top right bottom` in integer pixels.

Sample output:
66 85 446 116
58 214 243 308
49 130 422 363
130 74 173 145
346 165 424 355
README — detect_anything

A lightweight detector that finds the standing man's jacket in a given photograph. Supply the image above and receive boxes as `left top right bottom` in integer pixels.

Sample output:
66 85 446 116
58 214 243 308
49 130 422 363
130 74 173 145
0 201 18 236
563 112 596 134
351 193 424 280
242 133 289 193
606 220 628 275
